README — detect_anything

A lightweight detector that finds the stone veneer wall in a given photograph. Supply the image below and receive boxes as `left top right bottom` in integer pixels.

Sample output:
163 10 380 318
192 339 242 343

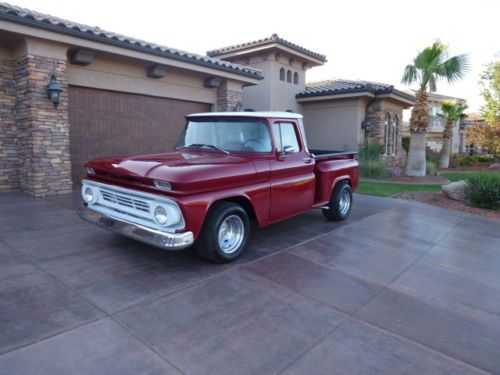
0 57 19 191
365 101 404 166
216 80 242 112
14 54 72 196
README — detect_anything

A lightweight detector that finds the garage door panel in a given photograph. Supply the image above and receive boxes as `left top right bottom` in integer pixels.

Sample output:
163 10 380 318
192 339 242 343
69 86 211 184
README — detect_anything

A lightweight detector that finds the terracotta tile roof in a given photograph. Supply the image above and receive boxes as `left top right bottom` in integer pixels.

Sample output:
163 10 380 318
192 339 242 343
207 34 327 63
297 79 416 102
0 2 262 79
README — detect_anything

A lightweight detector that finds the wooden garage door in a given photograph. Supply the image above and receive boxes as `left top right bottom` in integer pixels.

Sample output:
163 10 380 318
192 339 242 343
69 86 211 184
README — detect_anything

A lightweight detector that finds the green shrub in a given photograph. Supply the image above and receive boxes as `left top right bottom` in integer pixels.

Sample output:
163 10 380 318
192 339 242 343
360 160 390 179
426 161 437 176
359 142 384 162
460 155 473 167
458 154 496 166
402 136 411 153
466 172 500 210
426 151 440 165
477 155 495 163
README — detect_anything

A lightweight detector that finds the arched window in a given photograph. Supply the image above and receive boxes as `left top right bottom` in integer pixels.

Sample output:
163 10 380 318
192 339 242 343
287 70 292 83
384 114 390 155
293 72 299 85
279 68 285 81
393 116 399 155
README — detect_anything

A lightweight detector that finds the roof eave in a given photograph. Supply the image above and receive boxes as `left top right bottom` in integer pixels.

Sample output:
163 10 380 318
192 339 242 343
208 40 326 65
0 12 263 80
376 92 416 107
296 91 376 102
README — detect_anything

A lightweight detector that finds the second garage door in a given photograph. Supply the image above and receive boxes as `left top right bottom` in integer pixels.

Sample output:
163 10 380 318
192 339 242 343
69 86 211 184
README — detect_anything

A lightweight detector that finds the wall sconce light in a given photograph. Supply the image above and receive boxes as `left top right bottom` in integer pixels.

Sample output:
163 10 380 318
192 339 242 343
46 74 63 109
361 120 371 131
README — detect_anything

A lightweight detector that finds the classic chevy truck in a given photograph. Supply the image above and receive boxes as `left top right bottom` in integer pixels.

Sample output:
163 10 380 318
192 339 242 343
78 112 359 262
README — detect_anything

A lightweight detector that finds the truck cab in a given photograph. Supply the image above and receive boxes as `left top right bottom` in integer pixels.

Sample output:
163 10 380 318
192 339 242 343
78 112 358 262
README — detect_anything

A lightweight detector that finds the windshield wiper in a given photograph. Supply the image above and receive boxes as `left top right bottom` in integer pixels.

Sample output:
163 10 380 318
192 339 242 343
176 143 230 154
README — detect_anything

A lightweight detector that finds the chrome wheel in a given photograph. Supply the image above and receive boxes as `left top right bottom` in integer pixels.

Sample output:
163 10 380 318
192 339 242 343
218 214 245 254
339 189 351 216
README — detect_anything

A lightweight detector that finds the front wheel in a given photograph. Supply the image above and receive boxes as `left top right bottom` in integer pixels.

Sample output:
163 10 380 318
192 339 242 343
195 202 250 263
323 183 353 221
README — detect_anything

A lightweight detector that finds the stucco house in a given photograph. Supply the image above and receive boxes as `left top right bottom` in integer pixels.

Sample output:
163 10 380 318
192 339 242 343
0 3 414 197
208 35 415 156
402 92 467 154
0 3 261 196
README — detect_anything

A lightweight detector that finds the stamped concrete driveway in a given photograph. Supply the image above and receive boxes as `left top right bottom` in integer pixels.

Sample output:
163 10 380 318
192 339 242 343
0 191 499 374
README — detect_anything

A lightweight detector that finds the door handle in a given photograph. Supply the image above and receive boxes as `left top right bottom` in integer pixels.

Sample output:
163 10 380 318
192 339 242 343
303 158 313 164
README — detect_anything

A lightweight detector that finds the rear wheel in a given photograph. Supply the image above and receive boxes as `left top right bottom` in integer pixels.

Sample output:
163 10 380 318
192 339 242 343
323 183 352 221
195 202 250 263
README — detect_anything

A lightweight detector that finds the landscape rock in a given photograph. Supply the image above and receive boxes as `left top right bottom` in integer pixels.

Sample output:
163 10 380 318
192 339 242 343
489 163 500 171
442 180 469 202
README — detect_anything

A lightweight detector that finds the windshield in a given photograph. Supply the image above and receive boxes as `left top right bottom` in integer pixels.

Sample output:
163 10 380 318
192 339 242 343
177 119 273 153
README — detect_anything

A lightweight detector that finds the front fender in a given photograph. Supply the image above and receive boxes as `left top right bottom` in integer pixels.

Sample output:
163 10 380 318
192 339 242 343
176 182 270 240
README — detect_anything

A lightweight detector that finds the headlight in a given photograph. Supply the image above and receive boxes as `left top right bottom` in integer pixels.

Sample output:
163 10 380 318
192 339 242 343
86 167 96 175
83 187 96 204
154 205 168 225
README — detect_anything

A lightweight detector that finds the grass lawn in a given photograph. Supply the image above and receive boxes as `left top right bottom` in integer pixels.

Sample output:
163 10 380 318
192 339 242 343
440 171 500 182
358 181 442 197
440 172 470 182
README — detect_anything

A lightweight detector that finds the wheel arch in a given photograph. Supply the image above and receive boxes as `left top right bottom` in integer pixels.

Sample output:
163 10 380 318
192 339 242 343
331 176 352 192
211 195 258 223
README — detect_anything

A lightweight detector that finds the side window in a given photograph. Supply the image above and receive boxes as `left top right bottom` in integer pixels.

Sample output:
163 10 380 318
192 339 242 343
273 122 300 153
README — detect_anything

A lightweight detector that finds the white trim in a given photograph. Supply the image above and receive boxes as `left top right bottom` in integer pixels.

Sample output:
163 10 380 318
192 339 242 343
188 111 303 119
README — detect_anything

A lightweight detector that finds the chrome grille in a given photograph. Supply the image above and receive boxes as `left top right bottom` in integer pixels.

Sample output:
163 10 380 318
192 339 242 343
100 190 150 213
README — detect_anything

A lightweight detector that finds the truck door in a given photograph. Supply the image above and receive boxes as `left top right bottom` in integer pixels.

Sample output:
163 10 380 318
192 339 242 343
269 120 315 222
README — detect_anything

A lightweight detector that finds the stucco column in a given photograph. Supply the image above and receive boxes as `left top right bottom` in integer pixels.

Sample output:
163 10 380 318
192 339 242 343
14 54 72 196
0 56 19 191
216 79 243 112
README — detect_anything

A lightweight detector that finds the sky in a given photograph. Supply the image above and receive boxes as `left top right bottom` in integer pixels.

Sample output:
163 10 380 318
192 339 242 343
7 0 500 112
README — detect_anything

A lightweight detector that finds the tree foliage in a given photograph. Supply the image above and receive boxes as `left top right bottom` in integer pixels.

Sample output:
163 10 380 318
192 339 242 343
468 58 500 157
402 40 470 132
467 121 500 157
479 58 500 125
440 100 468 139
402 40 470 92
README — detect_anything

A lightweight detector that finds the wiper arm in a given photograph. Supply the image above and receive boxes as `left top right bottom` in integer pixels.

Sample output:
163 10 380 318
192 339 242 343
177 143 230 154
201 144 230 154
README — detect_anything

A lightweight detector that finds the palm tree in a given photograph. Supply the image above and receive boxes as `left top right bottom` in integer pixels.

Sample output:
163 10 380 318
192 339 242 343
438 100 468 168
401 41 469 176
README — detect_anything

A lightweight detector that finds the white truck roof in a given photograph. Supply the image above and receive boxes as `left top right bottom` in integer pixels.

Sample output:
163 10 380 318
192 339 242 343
188 111 303 119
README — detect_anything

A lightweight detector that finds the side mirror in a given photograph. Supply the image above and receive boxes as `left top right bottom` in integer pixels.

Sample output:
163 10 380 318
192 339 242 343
279 145 296 156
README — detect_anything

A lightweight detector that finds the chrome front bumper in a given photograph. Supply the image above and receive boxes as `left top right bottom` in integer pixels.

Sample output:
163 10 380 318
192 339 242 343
78 204 194 250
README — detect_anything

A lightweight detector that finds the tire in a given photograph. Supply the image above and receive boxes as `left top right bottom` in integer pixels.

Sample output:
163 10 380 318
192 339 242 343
195 202 250 263
322 183 353 221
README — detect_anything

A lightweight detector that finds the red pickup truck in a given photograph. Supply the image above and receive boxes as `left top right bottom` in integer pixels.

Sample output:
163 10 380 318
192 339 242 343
78 112 358 262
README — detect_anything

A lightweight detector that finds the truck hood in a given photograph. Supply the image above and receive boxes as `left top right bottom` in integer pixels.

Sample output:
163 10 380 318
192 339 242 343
87 150 259 194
